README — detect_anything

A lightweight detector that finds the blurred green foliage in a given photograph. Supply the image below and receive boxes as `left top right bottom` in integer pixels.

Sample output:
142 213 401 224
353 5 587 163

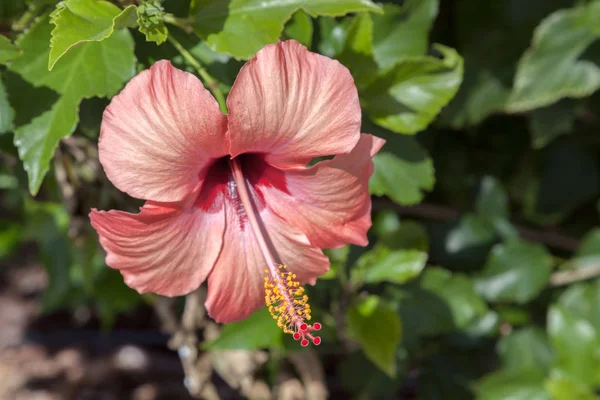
2 0 600 398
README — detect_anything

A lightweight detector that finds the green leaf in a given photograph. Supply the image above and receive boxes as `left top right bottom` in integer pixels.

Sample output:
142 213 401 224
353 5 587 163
420 267 488 329
439 71 511 129
529 100 575 149
350 245 426 286
373 213 429 251
203 307 283 350
370 142 435 205
0 35 20 64
391 286 454 338
137 0 168 45
475 369 550 400
322 245 350 280
362 44 463 134
0 73 14 134
497 327 553 373
14 96 79 194
560 228 600 271
191 0 382 59
283 10 313 48
346 295 402 377
0 222 22 259
338 12 377 89
476 176 518 237
439 0 569 128
49 0 137 70
476 176 509 222
507 2 600 112
557 280 600 338
317 17 351 58
475 238 553 303
10 16 135 194
371 0 438 69
545 377 597 400
445 214 496 254
3 70 59 127
547 305 600 387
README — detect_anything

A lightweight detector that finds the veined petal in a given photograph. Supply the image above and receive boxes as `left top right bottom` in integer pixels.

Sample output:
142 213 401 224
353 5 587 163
227 40 361 168
263 134 385 249
205 200 329 324
100 60 228 202
89 202 225 297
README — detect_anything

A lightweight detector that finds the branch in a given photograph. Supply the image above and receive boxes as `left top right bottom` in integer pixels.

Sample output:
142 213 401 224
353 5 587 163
153 291 271 399
154 289 217 399
374 199 580 252
288 349 328 400
550 265 600 287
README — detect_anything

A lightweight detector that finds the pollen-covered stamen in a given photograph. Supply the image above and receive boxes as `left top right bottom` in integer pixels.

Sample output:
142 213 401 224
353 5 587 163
229 158 321 347
264 265 322 345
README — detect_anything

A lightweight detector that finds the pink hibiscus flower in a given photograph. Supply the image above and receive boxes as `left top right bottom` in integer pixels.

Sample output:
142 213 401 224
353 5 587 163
90 40 385 346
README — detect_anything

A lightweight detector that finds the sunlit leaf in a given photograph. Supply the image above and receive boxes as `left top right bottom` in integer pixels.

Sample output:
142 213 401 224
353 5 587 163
362 44 463 134
507 2 600 112
0 35 20 64
203 307 283 350
475 369 549 400
547 305 600 387
371 0 438 69
49 0 137 69
0 73 14 134
350 245 426 286
317 16 351 58
529 100 575 149
137 0 168 45
475 238 553 303
347 295 402 377
9 16 135 194
191 0 382 59
497 327 553 373
476 176 518 238
545 377 597 400
420 267 488 329
338 12 377 88
283 10 313 47
370 138 435 205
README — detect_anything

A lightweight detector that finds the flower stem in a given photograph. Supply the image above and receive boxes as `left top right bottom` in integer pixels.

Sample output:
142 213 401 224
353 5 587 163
167 35 228 114
161 13 194 34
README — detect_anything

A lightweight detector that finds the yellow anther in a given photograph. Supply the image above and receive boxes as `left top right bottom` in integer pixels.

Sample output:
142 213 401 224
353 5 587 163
264 264 318 338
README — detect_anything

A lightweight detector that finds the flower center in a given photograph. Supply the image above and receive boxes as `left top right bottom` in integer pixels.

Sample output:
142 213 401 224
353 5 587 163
228 157 321 347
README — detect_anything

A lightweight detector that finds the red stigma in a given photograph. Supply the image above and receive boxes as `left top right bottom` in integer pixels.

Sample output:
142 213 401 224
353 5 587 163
312 337 321 345
301 339 309 347
300 323 308 331
313 322 321 331
293 333 300 340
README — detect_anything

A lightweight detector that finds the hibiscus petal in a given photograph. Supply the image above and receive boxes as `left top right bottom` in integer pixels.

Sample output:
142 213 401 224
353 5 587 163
227 40 361 168
100 60 228 202
89 202 225 297
263 134 385 249
205 201 329 324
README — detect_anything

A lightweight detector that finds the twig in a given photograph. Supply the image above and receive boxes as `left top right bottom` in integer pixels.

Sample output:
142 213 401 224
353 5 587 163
153 289 217 399
161 13 194 34
167 35 228 114
167 289 211 399
550 265 600 287
288 350 328 400
373 199 580 252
